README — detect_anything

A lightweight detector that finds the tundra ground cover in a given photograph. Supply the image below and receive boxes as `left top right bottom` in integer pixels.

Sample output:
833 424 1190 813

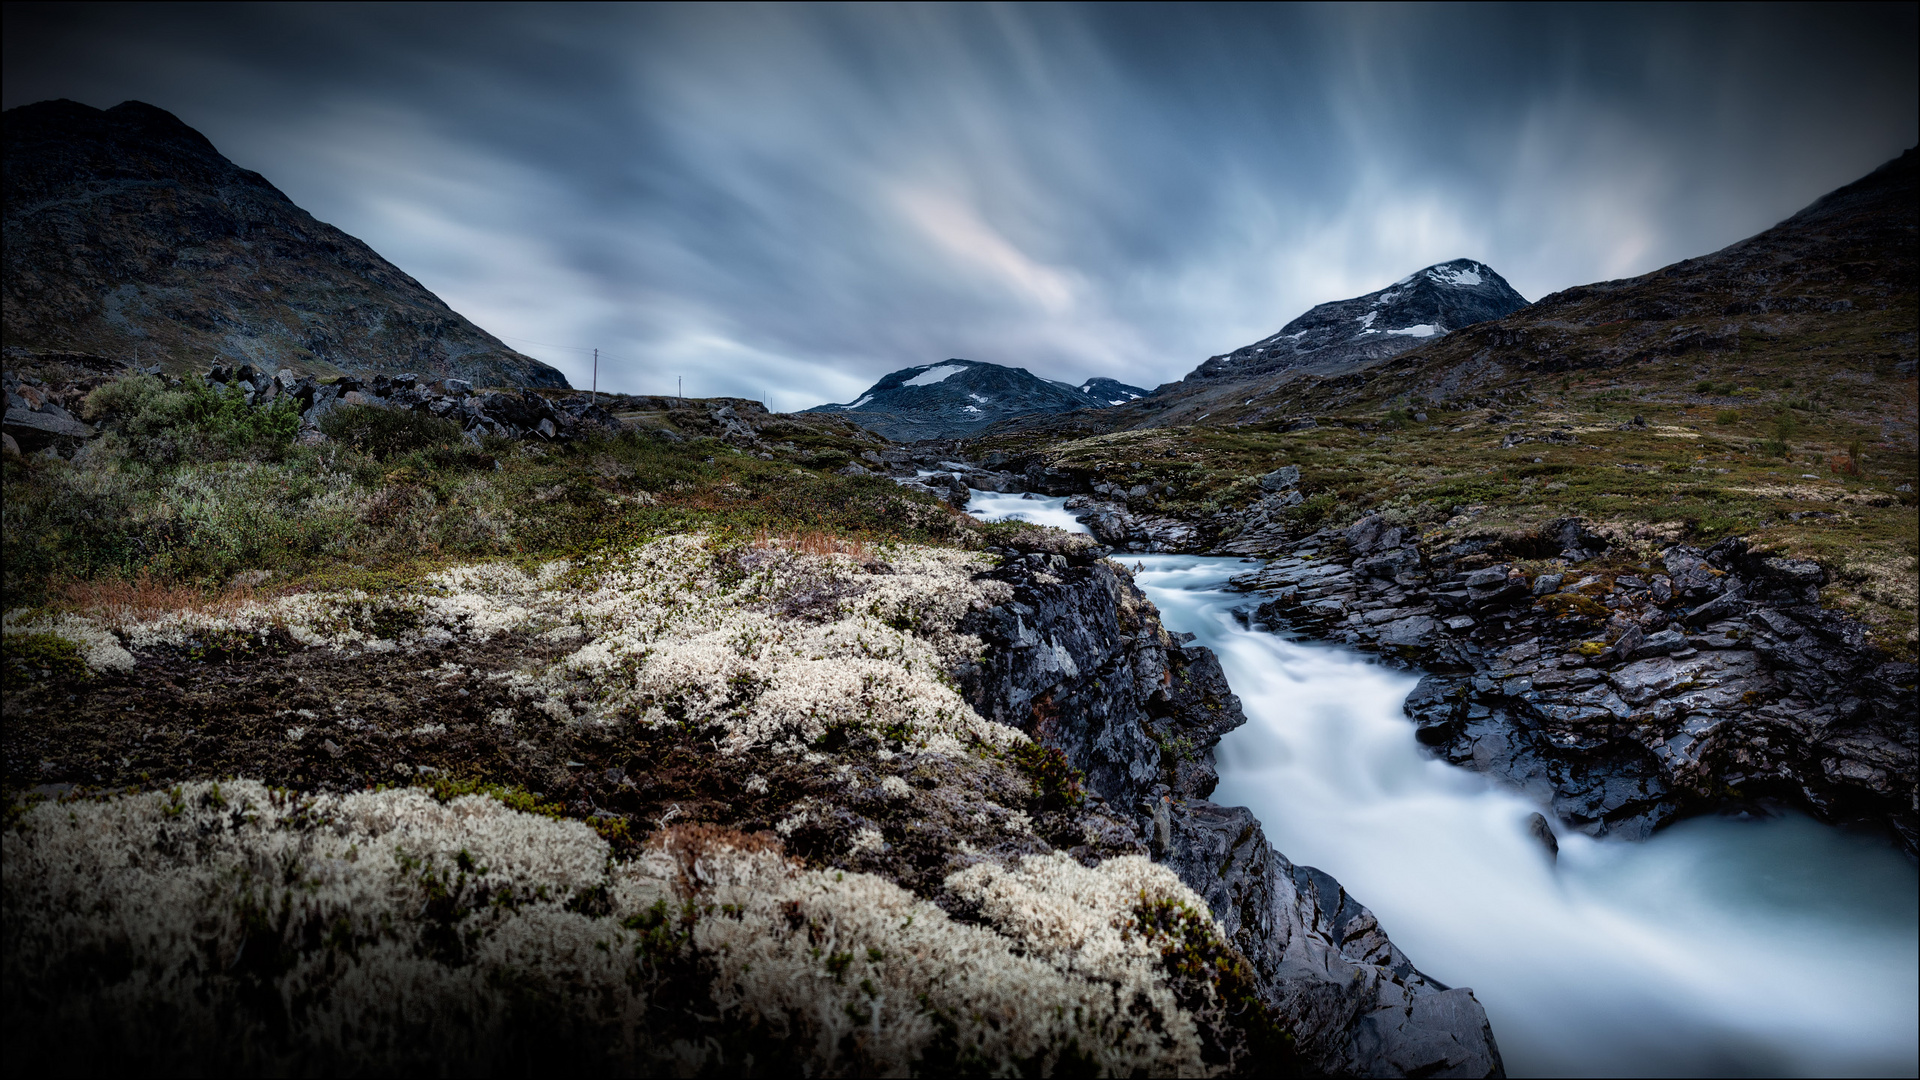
3 781 1237 1074
969 356 1918 654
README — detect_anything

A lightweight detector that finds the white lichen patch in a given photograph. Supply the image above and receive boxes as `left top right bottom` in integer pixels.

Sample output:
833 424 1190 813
2 535 1018 758
4 783 1219 1076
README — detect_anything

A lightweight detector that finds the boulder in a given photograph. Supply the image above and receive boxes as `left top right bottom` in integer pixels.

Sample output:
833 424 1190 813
1259 464 1301 492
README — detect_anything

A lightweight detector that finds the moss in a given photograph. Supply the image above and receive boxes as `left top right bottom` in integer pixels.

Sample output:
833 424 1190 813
1536 593 1612 621
1 631 89 690
1130 894 1298 1074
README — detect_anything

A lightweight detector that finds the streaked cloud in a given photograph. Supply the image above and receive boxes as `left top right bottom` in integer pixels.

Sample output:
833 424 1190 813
3 3 1913 404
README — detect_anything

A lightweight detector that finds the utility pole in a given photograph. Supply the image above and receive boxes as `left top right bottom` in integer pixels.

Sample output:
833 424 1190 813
591 348 598 405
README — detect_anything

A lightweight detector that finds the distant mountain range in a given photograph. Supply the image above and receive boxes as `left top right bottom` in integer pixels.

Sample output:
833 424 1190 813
803 359 1148 441
2 100 567 387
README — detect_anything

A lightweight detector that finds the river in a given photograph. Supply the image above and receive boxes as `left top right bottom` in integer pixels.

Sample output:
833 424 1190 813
968 490 1919 1078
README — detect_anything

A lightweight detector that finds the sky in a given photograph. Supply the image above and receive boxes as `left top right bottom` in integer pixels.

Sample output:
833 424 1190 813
4 3 1916 408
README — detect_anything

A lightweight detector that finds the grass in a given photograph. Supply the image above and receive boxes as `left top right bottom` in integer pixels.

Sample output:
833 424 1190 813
2 375 964 613
966 355 1918 655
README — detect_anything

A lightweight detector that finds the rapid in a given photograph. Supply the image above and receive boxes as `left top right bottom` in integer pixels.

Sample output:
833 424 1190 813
969 490 1919 1078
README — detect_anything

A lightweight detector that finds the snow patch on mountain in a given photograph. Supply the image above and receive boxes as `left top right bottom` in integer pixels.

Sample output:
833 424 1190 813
902 364 968 387
1429 265 1484 287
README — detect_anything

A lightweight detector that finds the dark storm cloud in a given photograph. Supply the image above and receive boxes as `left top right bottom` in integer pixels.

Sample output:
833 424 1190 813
4 3 1915 407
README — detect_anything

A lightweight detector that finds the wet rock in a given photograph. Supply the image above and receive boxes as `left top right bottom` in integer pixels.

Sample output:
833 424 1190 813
1224 517 1914 850
1525 813 1558 861
1164 802 1504 1077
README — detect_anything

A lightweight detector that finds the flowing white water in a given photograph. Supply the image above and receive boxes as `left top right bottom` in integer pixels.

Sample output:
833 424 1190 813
968 493 1919 1078
963 488 1092 533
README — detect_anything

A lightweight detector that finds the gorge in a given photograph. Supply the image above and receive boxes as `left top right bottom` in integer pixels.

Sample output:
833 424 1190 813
970 489 1919 1077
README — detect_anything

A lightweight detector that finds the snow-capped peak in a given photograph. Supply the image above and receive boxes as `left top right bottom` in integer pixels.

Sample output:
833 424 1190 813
1427 263 1485 287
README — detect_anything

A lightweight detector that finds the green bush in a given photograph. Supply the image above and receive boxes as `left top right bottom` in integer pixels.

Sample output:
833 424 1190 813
320 405 464 460
82 376 301 463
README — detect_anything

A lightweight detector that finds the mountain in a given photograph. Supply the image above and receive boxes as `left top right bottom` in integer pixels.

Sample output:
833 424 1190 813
986 259 1530 435
1259 146 1919 421
2 100 567 387
805 359 1147 441
1191 259 1529 384
1078 377 1151 406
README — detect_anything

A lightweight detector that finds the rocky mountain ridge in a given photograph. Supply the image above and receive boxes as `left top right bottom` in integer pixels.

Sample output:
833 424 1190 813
1192 259 1530 385
1220 148 1918 426
806 358 1148 441
3 99 567 388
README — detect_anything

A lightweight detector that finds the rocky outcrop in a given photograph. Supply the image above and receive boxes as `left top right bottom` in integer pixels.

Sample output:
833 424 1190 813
3 364 104 454
960 538 1504 1077
3 99 567 388
1230 518 1918 851
214 366 620 445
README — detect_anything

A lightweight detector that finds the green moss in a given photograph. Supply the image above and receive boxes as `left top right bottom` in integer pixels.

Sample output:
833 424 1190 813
1 631 89 690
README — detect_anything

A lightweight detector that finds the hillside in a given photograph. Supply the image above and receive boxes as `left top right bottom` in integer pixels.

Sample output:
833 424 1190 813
805 358 1147 441
968 148 1918 651
2 100 567 387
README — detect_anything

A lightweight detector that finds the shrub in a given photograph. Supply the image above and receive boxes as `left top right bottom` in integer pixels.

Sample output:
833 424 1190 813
320 405 464 460
1009 742 1086 812
1289 492 1338 527
83 375 301 463
1714 410 1741 425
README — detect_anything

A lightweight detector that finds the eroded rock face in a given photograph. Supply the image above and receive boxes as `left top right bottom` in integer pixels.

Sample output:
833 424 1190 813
962 541 1505 1077
1233 525 1918 851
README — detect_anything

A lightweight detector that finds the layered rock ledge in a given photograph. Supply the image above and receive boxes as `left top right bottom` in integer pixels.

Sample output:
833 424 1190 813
1227 516 1917 852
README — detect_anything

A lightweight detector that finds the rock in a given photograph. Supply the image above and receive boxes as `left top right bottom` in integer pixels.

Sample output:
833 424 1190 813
1526 813 1559 861
1531 573 1564 596
1626 628 1687 660
1 432 19 458
3 405 95 443
1347 514 1405 555
1681 584 1747 627
1380 615 1438 647
1164 802 1504 1078
709 405 759 444
444 378 473 395
836 463 872 477
1259 465 1301 491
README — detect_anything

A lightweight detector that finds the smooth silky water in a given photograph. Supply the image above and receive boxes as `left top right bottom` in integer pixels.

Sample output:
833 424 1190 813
968 492 1918 1077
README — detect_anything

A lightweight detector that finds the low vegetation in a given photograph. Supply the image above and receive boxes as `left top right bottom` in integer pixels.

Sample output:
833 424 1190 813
972 354 1918 655
3 373 963 608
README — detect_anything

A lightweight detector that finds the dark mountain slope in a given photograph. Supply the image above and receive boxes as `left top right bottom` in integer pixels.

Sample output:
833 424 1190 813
1274 147 1918 421
3 100 567 387
804 359 1144 441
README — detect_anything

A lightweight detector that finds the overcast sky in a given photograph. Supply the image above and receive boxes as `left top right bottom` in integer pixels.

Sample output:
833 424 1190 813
5 3 1915 407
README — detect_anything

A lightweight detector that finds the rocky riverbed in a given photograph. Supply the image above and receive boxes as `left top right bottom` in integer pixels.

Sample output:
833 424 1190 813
1227 515 1917 851
914 443 1914 855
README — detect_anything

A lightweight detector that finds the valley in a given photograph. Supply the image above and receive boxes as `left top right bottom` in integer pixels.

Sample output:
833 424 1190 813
2 95 1914 1079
